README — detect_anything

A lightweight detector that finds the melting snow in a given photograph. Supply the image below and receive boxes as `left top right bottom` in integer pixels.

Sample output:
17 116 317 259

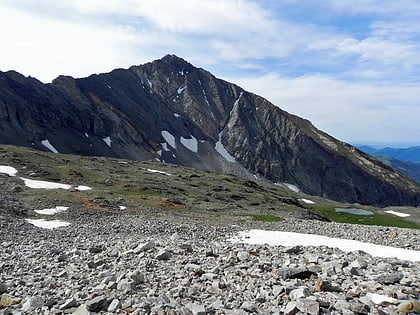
299 198 315 204
147 169 172 176
21 177 72 190
76 185 92 191
161 130 176 149
384 210 411 218
20 177 92 191
41 139 59 153
230 92 243 117
177 86 187 94
215 132 236 162
0 165 18 176
281 183 300 192
231 229 420 262
34 206 69 215
1 165 92 191
102 136 112 148
25 219 70 229
181 136 198 153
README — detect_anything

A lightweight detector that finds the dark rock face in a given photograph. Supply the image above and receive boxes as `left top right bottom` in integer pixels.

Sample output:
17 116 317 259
0 54 419 206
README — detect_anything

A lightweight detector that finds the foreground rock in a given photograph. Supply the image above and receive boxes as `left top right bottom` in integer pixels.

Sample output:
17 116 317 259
1 211 419 314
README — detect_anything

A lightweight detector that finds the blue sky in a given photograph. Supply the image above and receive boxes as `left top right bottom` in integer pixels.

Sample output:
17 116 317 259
1 0 420 144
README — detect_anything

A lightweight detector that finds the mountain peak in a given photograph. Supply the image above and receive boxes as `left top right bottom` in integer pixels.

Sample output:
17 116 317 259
155 54 195 71
1 57 420 207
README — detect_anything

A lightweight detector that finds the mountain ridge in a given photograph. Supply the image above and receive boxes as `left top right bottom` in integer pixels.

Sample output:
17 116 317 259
1 54 419 207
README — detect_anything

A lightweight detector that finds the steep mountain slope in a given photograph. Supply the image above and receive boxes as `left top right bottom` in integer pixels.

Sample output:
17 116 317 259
0 55 419 206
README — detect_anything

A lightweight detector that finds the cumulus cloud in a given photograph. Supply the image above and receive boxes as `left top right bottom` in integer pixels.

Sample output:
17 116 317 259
1 0 420 143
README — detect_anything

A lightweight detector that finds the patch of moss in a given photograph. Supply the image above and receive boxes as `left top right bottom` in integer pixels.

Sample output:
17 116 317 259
312 206 419 229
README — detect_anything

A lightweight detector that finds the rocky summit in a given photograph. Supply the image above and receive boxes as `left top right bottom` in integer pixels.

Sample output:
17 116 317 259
1 55 420 206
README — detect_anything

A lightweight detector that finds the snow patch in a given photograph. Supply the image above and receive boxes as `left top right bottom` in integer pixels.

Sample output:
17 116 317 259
230 229 420 262
25 219 70 229
181 136 198 153
215 132 236 163
21 177 72 190
34 206 69 215
20 177 92 191
230 92 243 116
299 198 315 204
282 183 300 192
76 185 92 191
384 210 411 218
102 136 112 148
147 169 172 176
41 139 59 153
173 113 180 118
0 165 18 176
84 132 89 138
119 206 127 210
161 130 176 149
177 86 187 94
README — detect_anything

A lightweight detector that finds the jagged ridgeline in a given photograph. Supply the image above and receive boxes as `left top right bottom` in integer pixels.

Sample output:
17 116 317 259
0 55 419 206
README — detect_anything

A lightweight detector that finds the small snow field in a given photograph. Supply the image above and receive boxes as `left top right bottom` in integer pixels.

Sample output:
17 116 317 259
230 229 420 262
0 165 18 176
161 130 176 149
299 198 315 204
215 132 236 162
41 139 59 153
180 136 198 153
146 168 172 176
34 206 69 215
20 177 73 189
19 177 93 191
283 182 300 192
102 136 112 148
385 210 411 218
25 218 70 229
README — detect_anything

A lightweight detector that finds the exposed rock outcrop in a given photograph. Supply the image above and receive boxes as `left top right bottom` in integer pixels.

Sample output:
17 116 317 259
0 55 419 206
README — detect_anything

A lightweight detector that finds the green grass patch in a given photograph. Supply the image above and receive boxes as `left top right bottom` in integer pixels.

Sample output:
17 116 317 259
312 206 420 229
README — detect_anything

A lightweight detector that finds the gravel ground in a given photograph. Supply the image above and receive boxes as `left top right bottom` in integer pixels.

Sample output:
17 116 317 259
1 209 419 314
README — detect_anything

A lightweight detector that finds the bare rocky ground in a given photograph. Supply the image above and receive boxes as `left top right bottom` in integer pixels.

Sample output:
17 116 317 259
1 207 419 315
0 145 419 314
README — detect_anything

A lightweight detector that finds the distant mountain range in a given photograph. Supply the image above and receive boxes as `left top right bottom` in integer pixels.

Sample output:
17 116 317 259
357 145 420 183
1 54 420 207
357 145 420 162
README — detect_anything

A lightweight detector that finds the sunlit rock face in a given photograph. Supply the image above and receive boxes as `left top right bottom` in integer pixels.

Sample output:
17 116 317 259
0 55 419 206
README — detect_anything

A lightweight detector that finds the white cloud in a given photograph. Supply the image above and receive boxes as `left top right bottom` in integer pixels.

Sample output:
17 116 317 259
0 4 144 82
335 37 419 70
230 73 420 143
1 0 420 143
